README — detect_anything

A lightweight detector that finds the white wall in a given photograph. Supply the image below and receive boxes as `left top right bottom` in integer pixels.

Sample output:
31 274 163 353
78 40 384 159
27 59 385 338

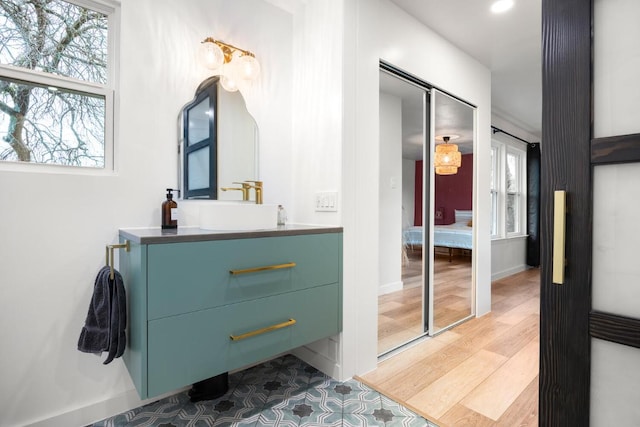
0 0 497 424
0 1 293 426
379 92 403 295
402 158 416 226
341 0 492 378
289 0 343 226
491 236 527 281
286 0 344 378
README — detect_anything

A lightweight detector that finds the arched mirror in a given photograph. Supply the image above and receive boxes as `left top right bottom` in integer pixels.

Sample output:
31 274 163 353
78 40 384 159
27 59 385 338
179 76 259 199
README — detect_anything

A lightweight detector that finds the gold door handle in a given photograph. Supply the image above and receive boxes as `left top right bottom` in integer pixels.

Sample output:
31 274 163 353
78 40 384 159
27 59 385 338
553 190 566 284
229 318 296 341
229 262 296 275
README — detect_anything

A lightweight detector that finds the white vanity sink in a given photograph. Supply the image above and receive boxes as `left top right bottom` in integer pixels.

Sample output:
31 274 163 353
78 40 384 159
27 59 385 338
199 202 278 231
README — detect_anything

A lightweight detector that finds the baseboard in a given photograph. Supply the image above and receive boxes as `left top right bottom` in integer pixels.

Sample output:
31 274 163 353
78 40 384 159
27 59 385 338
491 264 527 281
293 341 342 381
24 385 188 427
25 344 339 427
379 280 403 295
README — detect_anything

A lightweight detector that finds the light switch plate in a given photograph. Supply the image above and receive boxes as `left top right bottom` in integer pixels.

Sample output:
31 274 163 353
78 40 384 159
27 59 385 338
315 191 338 212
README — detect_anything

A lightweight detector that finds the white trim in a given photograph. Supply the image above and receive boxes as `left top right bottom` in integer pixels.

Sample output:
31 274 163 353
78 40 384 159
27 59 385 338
24 386 186 427
65 0 120 14
293 342 342 381
491 264 529 281
378 280 404 295
491 137 527 239
0 65 108 92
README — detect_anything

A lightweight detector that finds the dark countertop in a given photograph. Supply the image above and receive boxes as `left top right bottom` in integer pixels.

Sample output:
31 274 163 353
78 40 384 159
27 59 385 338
119 224 343 244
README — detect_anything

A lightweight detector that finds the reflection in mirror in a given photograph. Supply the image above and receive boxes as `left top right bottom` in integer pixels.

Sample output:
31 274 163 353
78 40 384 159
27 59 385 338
378 69 428 355
431 90 475 334
179 76 258 200
377 68 476 355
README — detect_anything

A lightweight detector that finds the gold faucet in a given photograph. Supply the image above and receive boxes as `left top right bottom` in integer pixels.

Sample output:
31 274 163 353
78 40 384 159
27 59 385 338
220 182 251 201
244 180 263 204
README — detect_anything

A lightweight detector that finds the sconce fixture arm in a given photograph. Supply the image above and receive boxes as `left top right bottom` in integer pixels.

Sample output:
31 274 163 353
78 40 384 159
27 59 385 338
202 37 256 63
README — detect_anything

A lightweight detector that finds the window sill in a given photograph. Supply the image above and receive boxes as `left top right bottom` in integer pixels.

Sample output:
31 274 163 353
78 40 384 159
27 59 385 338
491 234 528 242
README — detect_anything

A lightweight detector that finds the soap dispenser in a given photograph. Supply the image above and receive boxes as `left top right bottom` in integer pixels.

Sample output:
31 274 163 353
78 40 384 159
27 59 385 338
277 205 287 226
162 188 180 230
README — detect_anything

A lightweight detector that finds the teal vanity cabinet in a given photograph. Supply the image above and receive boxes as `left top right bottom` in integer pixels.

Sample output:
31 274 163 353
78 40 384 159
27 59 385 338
118 226 342 399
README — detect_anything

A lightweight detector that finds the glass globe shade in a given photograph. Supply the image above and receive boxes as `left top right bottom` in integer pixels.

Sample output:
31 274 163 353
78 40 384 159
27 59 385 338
235 55 261 80
199 41 224 71
220 63 239 92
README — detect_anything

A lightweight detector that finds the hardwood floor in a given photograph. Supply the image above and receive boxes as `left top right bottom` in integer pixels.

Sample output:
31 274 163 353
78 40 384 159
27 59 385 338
378 249 473 354
365 268 540 426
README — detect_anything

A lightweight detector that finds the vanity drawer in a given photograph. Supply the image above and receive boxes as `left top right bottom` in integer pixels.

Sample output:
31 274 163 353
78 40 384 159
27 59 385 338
147 233 341 320
146 283 340 397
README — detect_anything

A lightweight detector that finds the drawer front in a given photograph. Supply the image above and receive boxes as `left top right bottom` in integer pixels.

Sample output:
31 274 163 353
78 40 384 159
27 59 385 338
147 283 340 398
147 233 341 320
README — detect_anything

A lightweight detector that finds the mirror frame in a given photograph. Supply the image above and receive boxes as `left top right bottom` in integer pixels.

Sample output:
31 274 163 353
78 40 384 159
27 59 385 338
181 76 219 199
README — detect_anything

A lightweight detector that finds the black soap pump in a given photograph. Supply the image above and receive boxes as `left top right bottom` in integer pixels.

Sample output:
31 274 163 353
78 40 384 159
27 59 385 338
162 188 180 230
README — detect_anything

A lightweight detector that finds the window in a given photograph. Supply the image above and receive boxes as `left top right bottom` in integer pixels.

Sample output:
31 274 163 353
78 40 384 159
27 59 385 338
505 150 522 234
0 0 118 169
491 140 526 238
490 145 499 236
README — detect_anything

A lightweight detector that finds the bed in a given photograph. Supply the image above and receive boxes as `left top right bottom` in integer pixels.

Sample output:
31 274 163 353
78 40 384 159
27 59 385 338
403 210 473 261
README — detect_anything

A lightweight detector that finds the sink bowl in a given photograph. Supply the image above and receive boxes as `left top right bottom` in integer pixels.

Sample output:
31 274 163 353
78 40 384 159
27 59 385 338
199 202 278 231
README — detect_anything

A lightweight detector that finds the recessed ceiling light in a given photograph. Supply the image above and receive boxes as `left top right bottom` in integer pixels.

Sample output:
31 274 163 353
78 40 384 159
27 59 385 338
491 0 514 14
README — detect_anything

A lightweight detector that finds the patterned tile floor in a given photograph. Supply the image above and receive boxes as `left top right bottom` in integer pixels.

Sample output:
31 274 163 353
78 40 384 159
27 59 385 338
91 354 437 426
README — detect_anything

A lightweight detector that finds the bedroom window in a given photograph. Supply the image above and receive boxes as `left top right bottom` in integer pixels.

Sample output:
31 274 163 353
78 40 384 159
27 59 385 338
505 150 522 234
490 146 499 237
0 0 119 170
492 141 526 238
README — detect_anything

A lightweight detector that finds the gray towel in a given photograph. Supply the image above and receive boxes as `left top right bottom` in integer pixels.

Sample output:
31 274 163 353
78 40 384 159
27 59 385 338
78 266 126 364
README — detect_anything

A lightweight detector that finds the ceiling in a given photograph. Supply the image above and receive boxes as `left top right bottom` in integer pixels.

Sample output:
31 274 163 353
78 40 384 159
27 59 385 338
388 0 542 140
380 70 476 160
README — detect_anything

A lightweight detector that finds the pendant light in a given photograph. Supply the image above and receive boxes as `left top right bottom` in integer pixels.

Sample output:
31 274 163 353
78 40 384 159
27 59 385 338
434 136 462 175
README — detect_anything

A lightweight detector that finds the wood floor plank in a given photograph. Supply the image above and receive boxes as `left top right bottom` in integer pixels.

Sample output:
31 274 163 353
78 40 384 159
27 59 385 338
495 376 538 427
378 329 421 354
496 297 540 325
376 344 477 401
368 267 540 426
406 349 508 419
461 338 540 420
439 404 496 427
483 314 539 358
363 338 448 384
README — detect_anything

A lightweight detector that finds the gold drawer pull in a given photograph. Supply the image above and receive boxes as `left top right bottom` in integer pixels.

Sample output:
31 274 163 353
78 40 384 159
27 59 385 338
229 262 296 275
230 318 297 341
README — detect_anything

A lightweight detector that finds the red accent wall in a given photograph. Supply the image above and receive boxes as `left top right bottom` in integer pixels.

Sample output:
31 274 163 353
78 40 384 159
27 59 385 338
413 155 473 226
435 153 473 225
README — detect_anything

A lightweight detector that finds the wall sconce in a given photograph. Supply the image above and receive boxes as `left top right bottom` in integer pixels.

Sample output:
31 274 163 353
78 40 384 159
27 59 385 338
434 135 461 175
199 37 261 92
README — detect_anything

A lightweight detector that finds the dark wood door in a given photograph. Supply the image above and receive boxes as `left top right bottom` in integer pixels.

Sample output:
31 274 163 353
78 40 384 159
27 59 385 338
540 0 640 424
539 0 592 424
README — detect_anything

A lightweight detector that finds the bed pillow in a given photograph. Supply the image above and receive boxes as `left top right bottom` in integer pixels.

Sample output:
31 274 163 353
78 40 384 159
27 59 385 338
454 209 473 224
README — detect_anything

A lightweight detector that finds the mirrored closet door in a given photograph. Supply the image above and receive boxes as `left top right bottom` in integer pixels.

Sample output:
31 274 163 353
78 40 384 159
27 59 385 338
428 89 475 335
378 68 430 355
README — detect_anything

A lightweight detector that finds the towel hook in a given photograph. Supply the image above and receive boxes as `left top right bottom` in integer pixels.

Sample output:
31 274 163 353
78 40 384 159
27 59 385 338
105 240 130 280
